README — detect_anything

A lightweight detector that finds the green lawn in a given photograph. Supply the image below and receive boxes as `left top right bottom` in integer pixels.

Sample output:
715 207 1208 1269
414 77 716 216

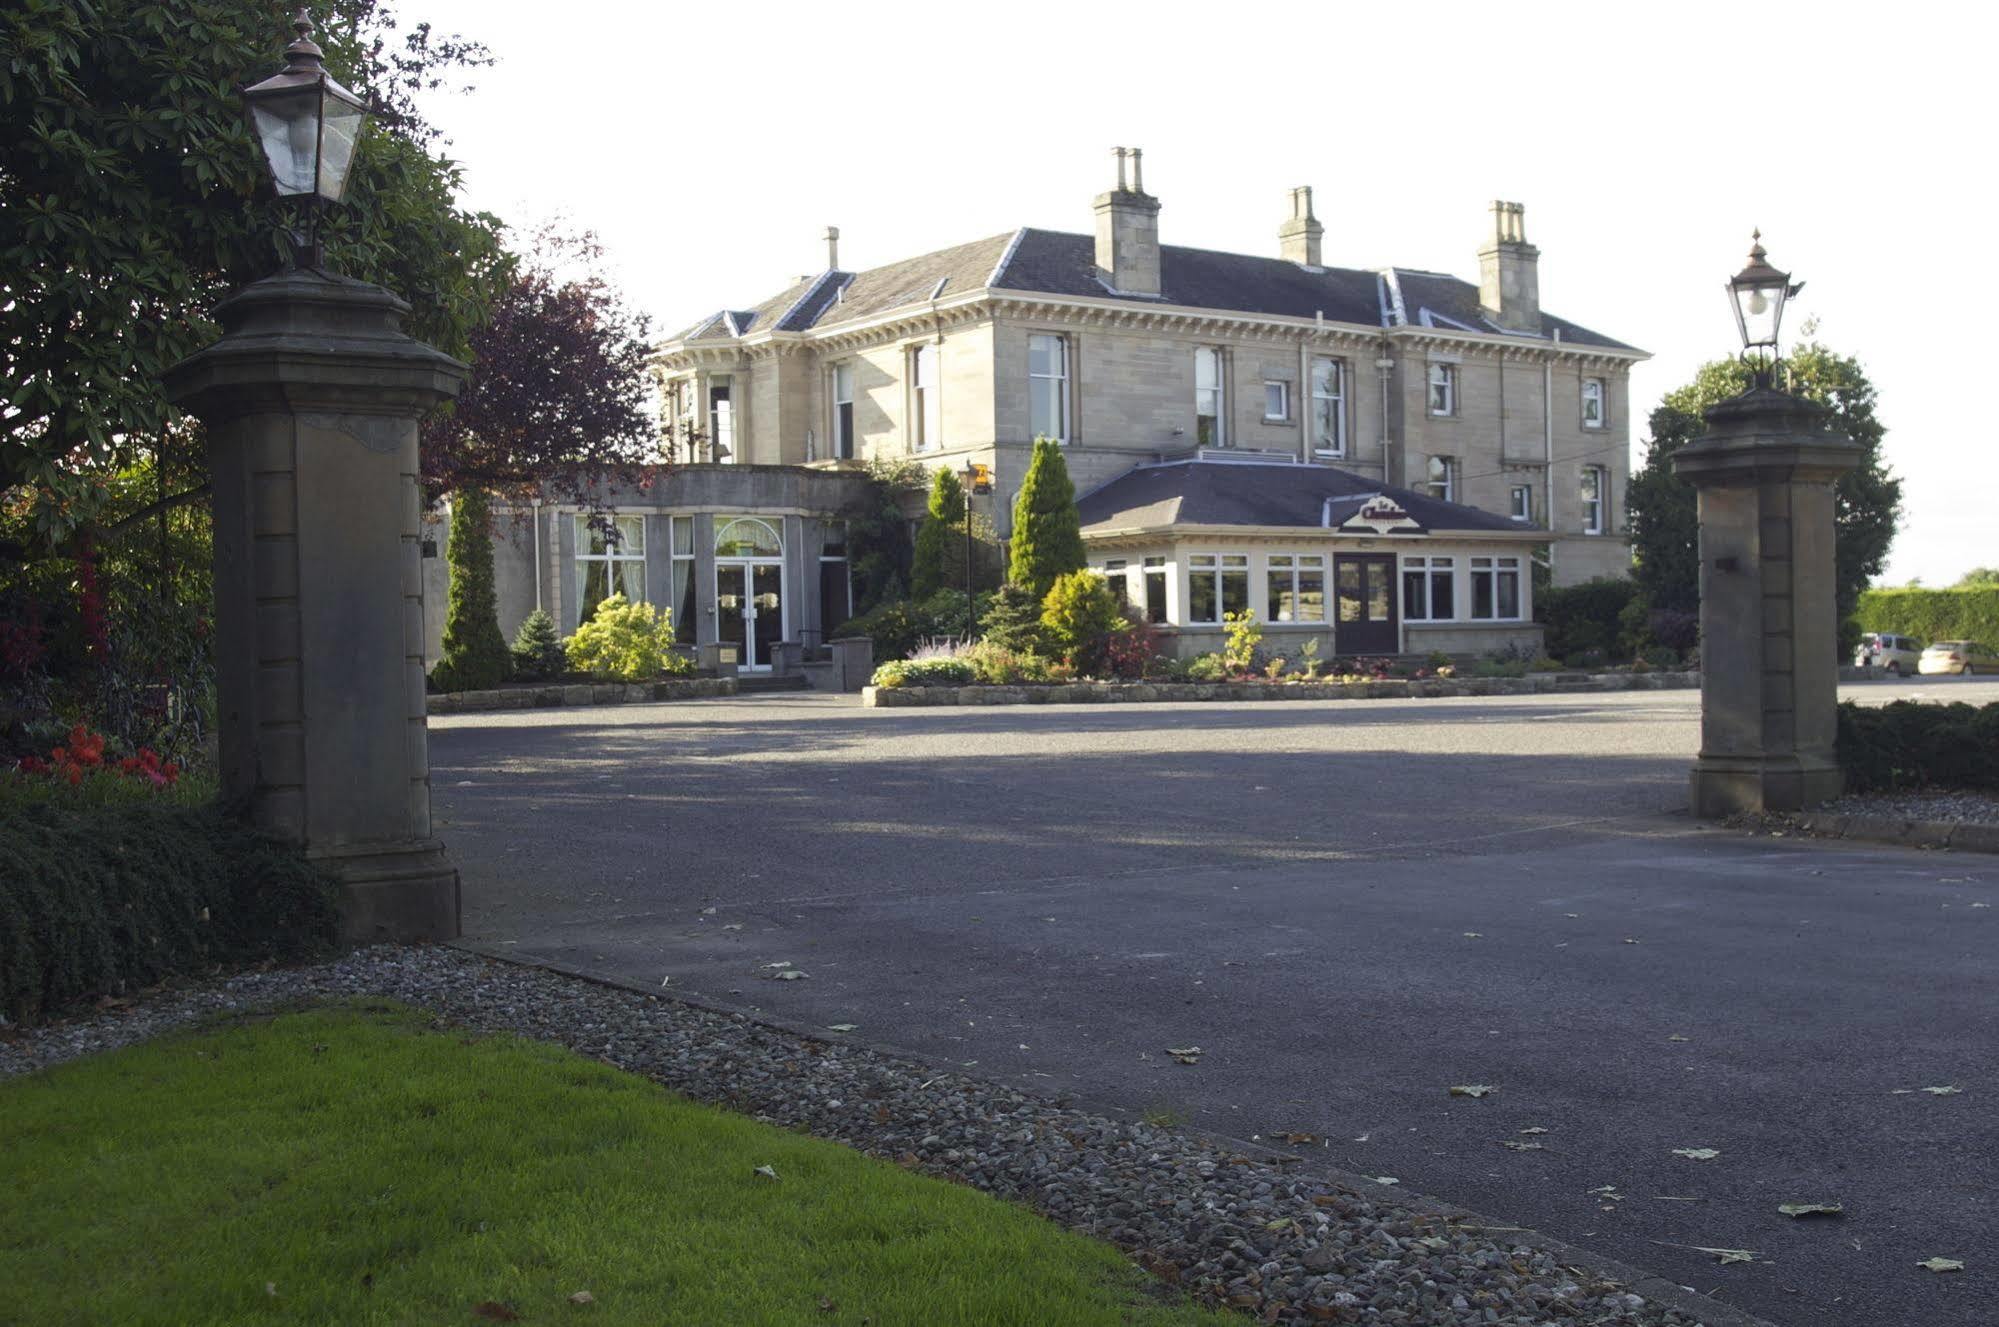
0 1001 1226 1326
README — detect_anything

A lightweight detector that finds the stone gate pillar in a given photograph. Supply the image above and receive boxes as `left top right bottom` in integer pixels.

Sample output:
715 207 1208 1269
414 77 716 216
1672 386 1859 816
165 268 468 940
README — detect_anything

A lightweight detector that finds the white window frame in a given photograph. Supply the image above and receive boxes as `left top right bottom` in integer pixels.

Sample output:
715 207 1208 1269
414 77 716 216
1509 485 1533 523
708 374 736 463
1265 553 1327 623
1263 380 1290 423
1581 465 1607 535
574 513 646 628
1424 455 1458 504
1402 555 1457 623
910 343 943 453
1195 347 1227 446
1096 559 1132 607
1028 333 1070 443
1582 377 1606 430
1187 552 1249 624
1142 555 1169 625
831 362 856 460
1428 361 1457 417
1469 555 1523 622
1311 356 1346 456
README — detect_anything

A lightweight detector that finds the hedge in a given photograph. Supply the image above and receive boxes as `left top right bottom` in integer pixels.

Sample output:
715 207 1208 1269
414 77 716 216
1853 587 1999 648
1536 577 1642 661
0 802 340 1023
1836 700 1999 794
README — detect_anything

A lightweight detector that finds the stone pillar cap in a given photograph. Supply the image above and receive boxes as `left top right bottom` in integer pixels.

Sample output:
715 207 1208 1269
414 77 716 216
165 267 468 421
1672 385 1861 486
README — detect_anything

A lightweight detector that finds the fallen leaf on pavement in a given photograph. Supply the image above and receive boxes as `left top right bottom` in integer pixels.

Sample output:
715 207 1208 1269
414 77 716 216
763 961 791 969
1891 1085 1961 1095
1166 1045 1203 1064
1449 1085 1496 1098
1501 1140 1544 1152
1650 1241 1759 1266
773 970 808 981
1918 1257 1964 1273
1668 1034 1691 1042
1280 1132 1317 1145
1369 1176 1399 1186
827 1024 858 1033
1518 1127 1550 1135
1672 1148 1721 1161
1623 938 1641 945
1778 1203 1843 1218
1463 932 1483 938
753 1164 779 1181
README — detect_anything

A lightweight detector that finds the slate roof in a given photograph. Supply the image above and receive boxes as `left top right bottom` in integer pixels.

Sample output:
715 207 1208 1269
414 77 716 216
1076 459 1531 535
671 227 1637 352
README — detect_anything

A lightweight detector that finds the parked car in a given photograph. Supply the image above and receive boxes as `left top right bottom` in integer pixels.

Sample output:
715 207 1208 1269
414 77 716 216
1854 632 1924 675
1917 640 1999 676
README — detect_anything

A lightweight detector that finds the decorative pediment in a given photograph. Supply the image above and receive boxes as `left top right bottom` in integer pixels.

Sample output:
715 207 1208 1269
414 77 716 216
1338 496 1427 536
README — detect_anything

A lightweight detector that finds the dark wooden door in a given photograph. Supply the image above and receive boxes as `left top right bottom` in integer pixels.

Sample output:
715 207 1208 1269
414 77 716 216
1334 554 1398 655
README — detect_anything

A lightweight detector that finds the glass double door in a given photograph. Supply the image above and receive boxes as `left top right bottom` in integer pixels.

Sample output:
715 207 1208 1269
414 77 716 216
1334 554 1398 655
716 561 784 671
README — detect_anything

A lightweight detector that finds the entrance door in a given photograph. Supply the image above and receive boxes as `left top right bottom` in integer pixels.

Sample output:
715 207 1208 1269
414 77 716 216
1334 554 1398 655
716 562 785 670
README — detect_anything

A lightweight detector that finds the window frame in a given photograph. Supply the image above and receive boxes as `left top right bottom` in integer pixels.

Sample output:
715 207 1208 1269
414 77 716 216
1581 464 1607 535
1311 356 1346 456
1424 455 1458 504
1401 555 1457 623
911 342 941 453
1142 555 1168 625
1262 379 1290 423
1265 553 1327 623
1509 484 1533 523
669 515 696 643
831 362 856 460
1195 347 1227 447
1468 555 1523 622
708 375 735 463
1186 552 1249 624
1582 377 1606 430
1427 361 1457 417
1027 332 1070 444
574 513 647 628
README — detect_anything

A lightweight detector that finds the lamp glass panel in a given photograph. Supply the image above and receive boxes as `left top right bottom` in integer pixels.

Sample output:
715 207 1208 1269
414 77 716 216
1734 279 1784 346
316 93 366 201
249 90 320 196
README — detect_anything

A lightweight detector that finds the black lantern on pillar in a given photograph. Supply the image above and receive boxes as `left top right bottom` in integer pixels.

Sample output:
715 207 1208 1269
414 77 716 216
241 9 368 268
1726 230 1803 386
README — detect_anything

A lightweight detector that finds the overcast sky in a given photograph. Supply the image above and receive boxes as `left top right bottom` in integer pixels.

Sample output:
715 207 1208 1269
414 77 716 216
410 0 1992 586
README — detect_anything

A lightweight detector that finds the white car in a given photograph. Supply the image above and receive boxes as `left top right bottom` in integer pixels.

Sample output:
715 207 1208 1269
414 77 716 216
1854 632 1923 675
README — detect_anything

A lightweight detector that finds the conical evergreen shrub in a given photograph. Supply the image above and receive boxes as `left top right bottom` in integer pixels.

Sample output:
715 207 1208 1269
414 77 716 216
1007 437 1085 602
510 608 567 681
430 489 512 692
911 466 966 599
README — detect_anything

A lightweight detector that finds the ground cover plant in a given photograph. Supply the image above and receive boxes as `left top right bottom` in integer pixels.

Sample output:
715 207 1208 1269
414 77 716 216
1836 700 1999 793
0 1002 1226 1327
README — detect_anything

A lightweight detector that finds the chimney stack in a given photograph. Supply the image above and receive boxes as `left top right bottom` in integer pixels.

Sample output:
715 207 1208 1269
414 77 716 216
1279 186 1323 266
1477 201 1540 333
1093 147 1162 296
825 225 840 271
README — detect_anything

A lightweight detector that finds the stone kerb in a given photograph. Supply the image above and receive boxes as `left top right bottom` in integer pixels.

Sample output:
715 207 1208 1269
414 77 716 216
862 670 1698 708
428 677 737 714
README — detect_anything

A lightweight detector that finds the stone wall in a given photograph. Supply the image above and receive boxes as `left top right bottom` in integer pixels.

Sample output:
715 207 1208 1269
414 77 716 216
864 669 1696 708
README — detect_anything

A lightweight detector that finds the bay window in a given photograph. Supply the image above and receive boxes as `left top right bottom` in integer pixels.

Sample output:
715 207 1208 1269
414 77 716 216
1403 556 1455 622
1188 553 1249 624
1266 554 1326 622
1469 555 1522 621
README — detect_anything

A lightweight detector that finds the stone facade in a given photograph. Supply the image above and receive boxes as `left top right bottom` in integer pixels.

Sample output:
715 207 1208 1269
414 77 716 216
656 156 1644 592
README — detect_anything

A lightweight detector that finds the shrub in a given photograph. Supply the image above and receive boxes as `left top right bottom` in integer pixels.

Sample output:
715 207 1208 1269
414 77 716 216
564 595 688 681
1536 577 1642 662
1641 645 1682 668
842 599 932 664
1854 587 1999 652
509 608 567 682
1837 701 1999 794
979 583 1048 655
916 588 992 644
870 657 977 688
1471 658 1527 679
1648 607 1700 654
1298 636 1323 679
963 640 1054 685
1529 656 1565 673
1099 614 1162 681
911 466 966 599
1563 647 1608 671
1184 653 1228 682
0 801 340 1023
1041 571 1125 669
1222 611 1262 675
431 489 512 693
1265 657 1287 681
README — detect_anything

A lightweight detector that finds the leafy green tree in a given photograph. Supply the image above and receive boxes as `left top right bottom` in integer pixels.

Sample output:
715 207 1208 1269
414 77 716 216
910 466 965 599
431 490 509 691
1 0 506 555
845 458 921 613
564 594 688 681
1625 337 1903 624
1955 567 1999 589
1039 571 1124 672
1008 438 1085 601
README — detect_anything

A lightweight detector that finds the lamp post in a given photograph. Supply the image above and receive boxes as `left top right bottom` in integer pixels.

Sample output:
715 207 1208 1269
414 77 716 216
240 9 368 269
164 9 468 940
960 461 993 640
1672 234 1857 816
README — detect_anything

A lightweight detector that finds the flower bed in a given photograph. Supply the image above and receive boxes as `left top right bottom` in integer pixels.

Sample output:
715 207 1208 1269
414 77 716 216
862 670 1698 707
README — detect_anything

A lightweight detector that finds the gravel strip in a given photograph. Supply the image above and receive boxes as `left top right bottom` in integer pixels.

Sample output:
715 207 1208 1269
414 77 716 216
1 947 1732 1327
1810 790 1999 825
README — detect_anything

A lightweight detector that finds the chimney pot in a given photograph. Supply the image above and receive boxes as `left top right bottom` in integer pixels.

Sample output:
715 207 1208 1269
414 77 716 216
825 225 840 271
1279 185 1323 266
1094 146 1161 295
1478 200 1540 333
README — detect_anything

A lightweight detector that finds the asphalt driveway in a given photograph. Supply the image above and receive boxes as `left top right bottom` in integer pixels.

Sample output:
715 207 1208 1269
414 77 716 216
431 681 1998 1327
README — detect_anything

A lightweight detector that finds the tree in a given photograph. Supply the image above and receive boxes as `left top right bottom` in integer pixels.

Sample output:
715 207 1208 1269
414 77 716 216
430 489 509 691
1040 570 1124 668
1624 336 1903 625
509 607 565 681
1 0 507 555
1954 567 1999 589
910 467 965 599
420 225 658 505
1008 437 1085 601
